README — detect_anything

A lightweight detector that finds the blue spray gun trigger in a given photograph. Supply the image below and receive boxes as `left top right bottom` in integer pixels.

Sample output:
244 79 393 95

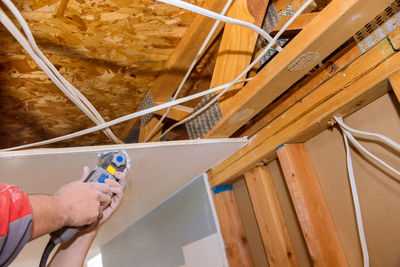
97 173 109 183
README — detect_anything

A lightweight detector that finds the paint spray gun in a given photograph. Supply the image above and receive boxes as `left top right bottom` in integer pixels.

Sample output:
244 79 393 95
39 150 130 267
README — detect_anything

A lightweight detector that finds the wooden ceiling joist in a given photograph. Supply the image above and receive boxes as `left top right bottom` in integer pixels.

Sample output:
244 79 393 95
203 0 393 139
209 0 269 95
239 40 362 138
208 29 400 186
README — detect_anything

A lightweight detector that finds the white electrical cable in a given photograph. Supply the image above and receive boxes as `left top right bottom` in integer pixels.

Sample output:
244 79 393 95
157 0 282 51
335 115 400 267
1 2 121 143
1 78 252 151
156 0 314 141
334 116 400 151
341 130 370 267
144 0 233 142
337 122 400 176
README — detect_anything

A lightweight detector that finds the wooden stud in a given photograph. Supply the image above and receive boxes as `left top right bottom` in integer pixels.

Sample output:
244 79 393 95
276 144 348 266
244 166 298 267
212 186 254 267
208 35 398 186
204 0 393 139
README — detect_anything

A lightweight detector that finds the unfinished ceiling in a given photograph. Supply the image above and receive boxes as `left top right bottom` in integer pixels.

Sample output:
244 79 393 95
0 0 206 148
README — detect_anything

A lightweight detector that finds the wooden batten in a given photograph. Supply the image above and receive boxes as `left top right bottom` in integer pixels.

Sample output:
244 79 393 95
211 186 254 267
276 144 348 266
244 166 298 267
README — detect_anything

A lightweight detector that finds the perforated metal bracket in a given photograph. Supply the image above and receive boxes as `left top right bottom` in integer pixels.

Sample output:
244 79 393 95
185 93 223 139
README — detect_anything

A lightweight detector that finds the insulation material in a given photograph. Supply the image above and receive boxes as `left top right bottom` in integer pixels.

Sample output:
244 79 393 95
0 138 246 266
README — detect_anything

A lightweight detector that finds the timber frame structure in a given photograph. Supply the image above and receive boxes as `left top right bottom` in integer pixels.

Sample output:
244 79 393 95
122 0 400 265
2 0 400 265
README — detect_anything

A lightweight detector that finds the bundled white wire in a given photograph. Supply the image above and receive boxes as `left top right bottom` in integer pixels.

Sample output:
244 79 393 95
144 0 233 142
335 116 400 151
156 0 314 141
334 115 400 267
0 0 122 143
1 78 252 151
341 130 370 267
334 116 400 176
157 0 282 51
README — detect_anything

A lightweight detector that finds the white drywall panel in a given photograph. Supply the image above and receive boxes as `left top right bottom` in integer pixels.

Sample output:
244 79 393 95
0 138 246 266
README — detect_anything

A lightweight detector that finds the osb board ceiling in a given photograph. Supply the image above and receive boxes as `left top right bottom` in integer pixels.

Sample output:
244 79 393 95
0 0 205 149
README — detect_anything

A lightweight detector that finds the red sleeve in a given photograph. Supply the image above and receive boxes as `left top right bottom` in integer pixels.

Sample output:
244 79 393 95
0 184 33 266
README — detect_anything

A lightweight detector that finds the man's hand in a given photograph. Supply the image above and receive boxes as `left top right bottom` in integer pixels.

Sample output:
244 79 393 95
47 168 129 267
100 171 126 225
54 167 113 227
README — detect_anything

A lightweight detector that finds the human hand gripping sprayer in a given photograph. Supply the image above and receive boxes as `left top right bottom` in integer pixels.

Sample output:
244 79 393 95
39 151 130 267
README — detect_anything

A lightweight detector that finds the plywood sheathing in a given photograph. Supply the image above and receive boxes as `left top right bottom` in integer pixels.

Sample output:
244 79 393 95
0 0 205 148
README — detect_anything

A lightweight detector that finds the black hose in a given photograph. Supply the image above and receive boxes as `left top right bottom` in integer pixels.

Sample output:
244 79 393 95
39 239 56 267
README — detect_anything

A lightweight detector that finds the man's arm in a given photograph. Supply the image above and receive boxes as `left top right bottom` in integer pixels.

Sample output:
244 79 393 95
47 174 125 267
29 171 112 241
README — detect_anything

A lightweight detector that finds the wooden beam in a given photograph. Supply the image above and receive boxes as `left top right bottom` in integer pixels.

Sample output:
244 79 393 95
272 0 316 15
240 40 361 137
389 71 400 102
244 166 298 267
138 118 163 142
291 0 317 13
208 35 398 186
121 0 227 139
153 104 193 121
204 0 393 139
270 12 320 35
276 144 348 266
212 186 254 267
209 0 270 98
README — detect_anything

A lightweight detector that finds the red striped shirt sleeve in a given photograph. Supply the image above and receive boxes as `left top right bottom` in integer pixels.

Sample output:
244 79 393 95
0 184 33 266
